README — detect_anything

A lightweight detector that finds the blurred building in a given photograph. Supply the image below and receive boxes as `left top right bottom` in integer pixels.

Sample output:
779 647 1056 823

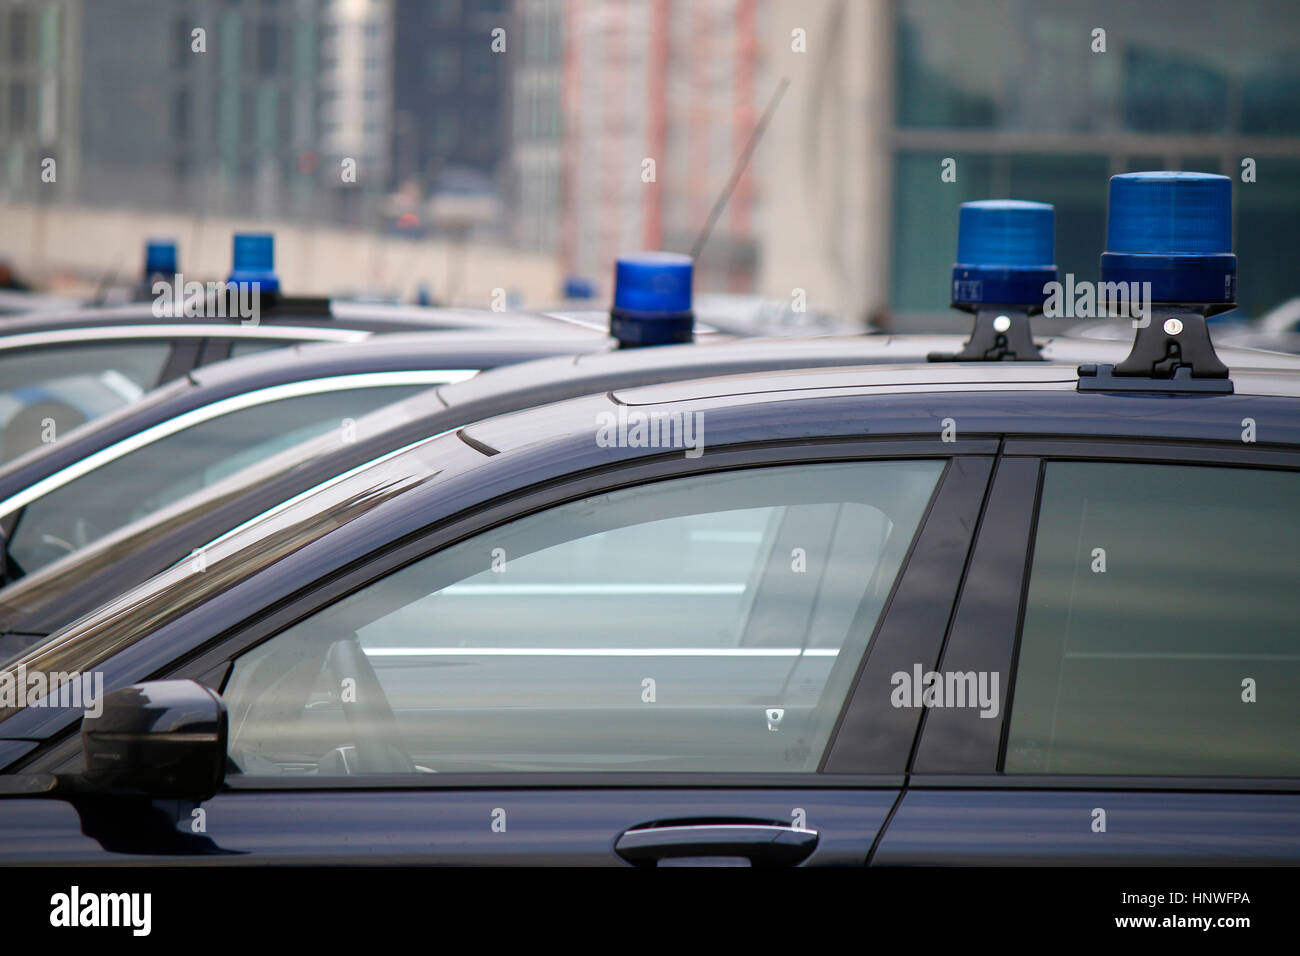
755 0 890 330
319 0 394 225
80 0 322 221
0 0 81 206
0 0 384 224
2 0 1297 321
764 0 1300 326
391 0 510 240
509 0 563 254
887 0 1300 321
550 0 763 297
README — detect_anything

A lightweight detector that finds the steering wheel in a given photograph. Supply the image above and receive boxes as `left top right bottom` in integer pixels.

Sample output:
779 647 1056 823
324 637 416 774
14 522 101 572
13 511 107 569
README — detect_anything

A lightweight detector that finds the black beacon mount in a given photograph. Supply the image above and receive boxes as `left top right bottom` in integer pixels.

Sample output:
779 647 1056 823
930 304 1044 363
1077 302 1234 394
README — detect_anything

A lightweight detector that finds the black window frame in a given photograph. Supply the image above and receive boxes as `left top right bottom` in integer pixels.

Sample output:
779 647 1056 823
65 438 1000 790
159 338 203 383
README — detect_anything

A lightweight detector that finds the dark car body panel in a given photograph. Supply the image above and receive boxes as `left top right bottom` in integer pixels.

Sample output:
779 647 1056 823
2 359 1299 864
872 789 1300 865
0 299 586 337
2 787 898 865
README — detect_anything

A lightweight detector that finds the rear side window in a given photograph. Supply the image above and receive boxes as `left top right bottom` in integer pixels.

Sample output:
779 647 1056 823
1005 461 1300 776
223 460 945 776
0 342 171 462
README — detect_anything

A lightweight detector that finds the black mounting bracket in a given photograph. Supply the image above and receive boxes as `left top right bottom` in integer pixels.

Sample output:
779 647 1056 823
211 291 332 320
928 307 1043 362
1077 303 1235 393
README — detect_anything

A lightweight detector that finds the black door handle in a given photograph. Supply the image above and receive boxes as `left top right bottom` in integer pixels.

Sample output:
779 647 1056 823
615 822 819 867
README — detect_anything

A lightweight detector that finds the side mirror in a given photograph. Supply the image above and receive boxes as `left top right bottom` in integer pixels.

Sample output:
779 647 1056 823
81 679 227 801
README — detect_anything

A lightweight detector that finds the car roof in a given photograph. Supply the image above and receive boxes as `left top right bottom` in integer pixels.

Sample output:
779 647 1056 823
0 328 608 501
136 327 1300 510
0 289 84 316
460 361 1300 457
438 332 1300 411
184 329 609 391
0 298 584 336
0 334 994 637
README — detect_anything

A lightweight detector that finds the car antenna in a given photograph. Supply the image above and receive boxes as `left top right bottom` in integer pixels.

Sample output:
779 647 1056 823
92 254 127 305
690 76 790 261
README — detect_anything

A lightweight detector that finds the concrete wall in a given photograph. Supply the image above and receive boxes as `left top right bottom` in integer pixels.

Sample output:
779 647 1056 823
0 202 563 307
755 0 893 328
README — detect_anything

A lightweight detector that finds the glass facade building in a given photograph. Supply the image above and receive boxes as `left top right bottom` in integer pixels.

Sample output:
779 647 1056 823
890 0 1300 318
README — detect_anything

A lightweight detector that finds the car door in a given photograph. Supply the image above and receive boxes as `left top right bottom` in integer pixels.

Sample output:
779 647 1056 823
877 443 1300 865
7 448 992 865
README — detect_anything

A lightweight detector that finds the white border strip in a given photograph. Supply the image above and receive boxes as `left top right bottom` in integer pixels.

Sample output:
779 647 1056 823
363 647 840 657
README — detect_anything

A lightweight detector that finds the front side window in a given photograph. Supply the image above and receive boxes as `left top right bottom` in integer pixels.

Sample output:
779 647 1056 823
223 460 945 776
0 342 171 462
1005 461 1300 776
5 385 428 578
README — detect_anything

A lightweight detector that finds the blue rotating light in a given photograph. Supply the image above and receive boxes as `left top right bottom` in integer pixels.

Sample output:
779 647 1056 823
609 252 694 348
951 200 1056 308
1100 171 1235 303
143 239 178 278
563 275 596 300
227 232 280 295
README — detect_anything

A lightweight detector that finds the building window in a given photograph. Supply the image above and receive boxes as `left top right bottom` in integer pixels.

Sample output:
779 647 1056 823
172 88 191 137
8 82 30 133
258 21 279 74
9 8 30 62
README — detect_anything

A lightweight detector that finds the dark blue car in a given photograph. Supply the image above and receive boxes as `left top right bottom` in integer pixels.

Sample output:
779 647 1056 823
0 350 1296 865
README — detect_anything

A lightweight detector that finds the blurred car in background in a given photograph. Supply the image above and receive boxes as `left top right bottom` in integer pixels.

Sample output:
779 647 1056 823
0 330 603 586
0 298 607 463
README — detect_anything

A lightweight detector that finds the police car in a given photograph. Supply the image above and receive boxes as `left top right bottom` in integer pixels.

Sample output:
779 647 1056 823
0 172 1295 865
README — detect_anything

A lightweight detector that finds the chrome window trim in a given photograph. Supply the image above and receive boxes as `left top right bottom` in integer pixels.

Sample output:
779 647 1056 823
0 370 477 517
0 325 370 351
